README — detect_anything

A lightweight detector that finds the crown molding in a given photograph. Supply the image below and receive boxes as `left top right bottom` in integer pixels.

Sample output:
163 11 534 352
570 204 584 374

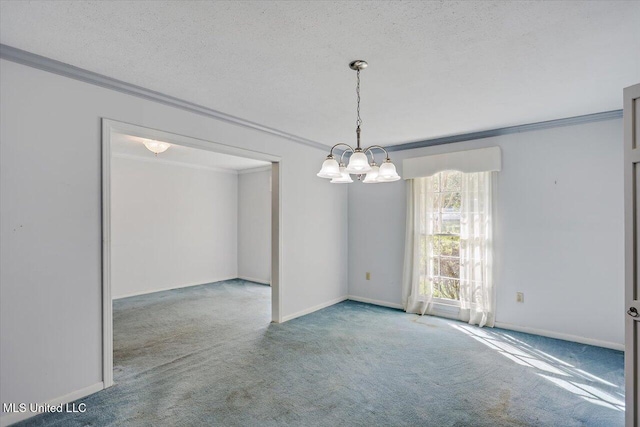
1 44 623 154
0 44 328 152
386 109 623 152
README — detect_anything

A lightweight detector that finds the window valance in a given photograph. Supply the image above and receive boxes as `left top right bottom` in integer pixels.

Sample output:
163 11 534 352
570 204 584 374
402 146 501 179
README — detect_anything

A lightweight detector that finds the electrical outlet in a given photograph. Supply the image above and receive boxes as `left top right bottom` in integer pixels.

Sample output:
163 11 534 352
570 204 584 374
516 292 524 303
366 272 371 280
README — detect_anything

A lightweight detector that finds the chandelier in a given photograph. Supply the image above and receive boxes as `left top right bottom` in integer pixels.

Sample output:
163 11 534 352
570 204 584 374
317 60 401 184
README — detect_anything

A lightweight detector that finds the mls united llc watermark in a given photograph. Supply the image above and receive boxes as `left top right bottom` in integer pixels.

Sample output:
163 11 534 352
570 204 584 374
3 402 87 414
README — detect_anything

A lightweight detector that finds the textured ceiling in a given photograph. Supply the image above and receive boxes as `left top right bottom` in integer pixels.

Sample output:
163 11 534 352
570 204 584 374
112 133 270 171
1 1 638 147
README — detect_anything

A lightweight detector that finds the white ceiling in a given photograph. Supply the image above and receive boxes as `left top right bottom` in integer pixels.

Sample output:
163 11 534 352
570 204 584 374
111 132 271 171
1 1 638 147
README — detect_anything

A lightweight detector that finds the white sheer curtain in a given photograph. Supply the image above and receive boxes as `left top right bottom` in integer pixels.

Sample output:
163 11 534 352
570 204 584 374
459 171 495 327
402 177 434 315
402 172 495 327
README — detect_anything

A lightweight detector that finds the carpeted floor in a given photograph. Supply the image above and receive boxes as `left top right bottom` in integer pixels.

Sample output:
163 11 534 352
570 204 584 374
17 279 624 426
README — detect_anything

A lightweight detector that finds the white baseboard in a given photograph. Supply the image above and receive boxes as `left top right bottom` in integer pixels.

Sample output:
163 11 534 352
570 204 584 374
0 381 104 427
347 295 403 310
348 295 465 321
112 276 238 300
281 296 348 322
238 276 271 286
345 296 624 351
494 321 624 351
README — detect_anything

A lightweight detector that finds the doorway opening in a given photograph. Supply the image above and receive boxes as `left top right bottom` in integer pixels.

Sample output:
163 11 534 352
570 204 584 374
101 119 281 388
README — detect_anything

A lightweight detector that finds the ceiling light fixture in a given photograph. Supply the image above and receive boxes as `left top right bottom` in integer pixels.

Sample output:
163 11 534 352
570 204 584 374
317 60 401 184
143 139 171 155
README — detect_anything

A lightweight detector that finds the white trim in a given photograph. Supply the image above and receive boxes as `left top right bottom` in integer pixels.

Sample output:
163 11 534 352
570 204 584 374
494 321 624 351
403 146 502 179
429 303 462 321
0 382 104 427
623 83 640 425
281 296 348 322
0 45 622 153
346 296 623 351
347 295 403 310
238 276 271 286
346 296 462 319
270 162 283 323
112 153 240 175
101 122 114 389
104 119 280 163
112 276 238 300
431 297 461 308
387 110 622 152
238 165 273 175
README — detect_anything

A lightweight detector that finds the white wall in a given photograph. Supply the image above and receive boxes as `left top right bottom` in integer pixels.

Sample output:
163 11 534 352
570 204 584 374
348 119 624 348
111 156 238 299
238 168 271 285
0 58 348 421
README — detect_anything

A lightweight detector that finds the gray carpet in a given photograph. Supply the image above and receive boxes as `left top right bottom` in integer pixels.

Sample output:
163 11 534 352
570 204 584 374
17 279 624 426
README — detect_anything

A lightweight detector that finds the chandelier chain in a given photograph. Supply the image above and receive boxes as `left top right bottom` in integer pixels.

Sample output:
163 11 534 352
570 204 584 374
356 69 362 129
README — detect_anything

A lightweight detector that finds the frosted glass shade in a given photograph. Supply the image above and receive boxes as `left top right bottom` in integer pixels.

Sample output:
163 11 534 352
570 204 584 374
317 157 341 178
345 151 372 174
378 161 401 182
330 166 353 183
362 165 380 183
143 140 171 154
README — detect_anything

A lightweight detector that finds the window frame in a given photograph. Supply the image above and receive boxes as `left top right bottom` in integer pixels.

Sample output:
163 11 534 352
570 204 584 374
422 170 463 307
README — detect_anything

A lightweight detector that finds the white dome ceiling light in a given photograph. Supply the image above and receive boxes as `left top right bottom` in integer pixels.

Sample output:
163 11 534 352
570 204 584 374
143 139 171 155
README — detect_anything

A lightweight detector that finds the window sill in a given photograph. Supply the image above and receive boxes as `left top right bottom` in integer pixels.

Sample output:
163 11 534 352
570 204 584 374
431 299 461 320
431 297 460 308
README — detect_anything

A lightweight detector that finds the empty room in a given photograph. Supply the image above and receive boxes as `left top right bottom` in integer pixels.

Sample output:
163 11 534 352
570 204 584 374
0 1 639 426
109 129 275 394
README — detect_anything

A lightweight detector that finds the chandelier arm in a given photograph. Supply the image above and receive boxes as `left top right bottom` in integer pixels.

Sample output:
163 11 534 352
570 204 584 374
329 143 355 158
339 146 355 164
364 147 376 163
364 145 390 161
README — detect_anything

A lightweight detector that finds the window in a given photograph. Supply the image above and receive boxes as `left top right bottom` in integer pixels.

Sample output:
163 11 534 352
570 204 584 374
419 170 462 303
403 147 498 326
